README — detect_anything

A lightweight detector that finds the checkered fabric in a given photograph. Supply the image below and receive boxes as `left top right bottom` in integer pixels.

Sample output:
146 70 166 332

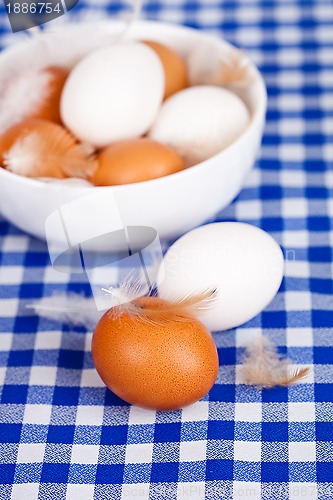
0 0 333 499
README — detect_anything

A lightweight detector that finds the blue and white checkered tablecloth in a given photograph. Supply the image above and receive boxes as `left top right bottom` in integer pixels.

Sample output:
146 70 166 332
0 0 332 499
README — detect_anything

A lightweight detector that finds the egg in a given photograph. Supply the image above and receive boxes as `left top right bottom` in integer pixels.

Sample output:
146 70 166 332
91 296 219 411
61 42 165 148
0 66 68 134
149 85 250 166
0 118 96 179
91 138 186 186
144 40 188 99
158 223 284 332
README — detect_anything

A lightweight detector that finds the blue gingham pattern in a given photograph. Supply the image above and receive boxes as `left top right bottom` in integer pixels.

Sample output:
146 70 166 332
0 0 333 498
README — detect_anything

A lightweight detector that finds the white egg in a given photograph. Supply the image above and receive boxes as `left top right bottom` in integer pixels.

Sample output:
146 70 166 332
158 222 284 332
61 42 165 147
149 85 250 166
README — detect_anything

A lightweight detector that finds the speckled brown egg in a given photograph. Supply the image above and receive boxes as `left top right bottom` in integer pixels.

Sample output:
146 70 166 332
91 296 219 411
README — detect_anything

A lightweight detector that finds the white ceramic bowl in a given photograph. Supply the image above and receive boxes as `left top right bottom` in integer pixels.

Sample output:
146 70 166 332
0 20 267 243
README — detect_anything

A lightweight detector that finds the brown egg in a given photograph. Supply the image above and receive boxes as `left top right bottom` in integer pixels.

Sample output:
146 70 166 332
0 118 96 179
144 41 189 99
92 296 219 411
91 138 185 186
32 66 68 123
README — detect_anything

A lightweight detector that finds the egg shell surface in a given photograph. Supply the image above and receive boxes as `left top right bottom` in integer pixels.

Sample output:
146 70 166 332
144 40 189 99
92 297 219 411
91 138 186 185
149 85 250 166
158 223 284 332
61 42 165 147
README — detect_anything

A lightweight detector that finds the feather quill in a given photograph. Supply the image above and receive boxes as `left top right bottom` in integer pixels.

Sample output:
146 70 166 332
241 336 310 388
143 288 218 317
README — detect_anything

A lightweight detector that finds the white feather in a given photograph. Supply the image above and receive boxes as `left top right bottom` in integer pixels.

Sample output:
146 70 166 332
0 68 53 134
27 294 102 329
101 270 150 316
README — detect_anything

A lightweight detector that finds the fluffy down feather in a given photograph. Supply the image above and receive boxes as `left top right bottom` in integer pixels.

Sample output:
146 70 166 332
241 336 310 388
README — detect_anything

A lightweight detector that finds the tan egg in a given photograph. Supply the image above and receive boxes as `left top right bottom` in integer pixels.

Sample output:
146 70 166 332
144 41 189 99
92 296 219 411
91 138 185 186
0 118 96 179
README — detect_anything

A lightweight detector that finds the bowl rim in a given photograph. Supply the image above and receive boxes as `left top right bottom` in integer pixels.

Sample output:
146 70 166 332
0 19 267 191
